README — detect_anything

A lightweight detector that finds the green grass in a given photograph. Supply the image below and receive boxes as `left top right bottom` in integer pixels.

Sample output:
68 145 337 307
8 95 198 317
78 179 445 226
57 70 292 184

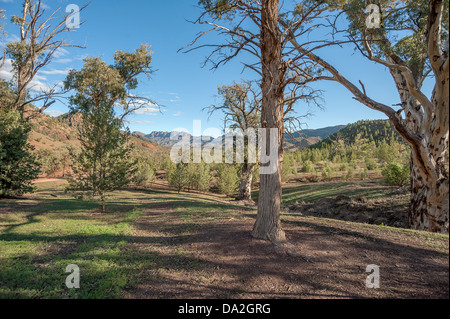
273 180 405 205
0 182 253 299
0 183 147 299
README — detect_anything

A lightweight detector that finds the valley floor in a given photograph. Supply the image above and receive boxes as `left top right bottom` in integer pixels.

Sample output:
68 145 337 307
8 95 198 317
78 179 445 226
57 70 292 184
0 180 448 299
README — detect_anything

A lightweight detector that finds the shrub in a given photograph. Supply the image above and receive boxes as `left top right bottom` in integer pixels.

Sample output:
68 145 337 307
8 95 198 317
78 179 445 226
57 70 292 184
382 162 410 187
133 157 156 187
0 110 41 197
217 164 239 197
37 149 61 177
168 163 190 193
195 162 211 192
282 154 297 182
360 168 369 180
345 167 355 181
307 174 320 183
301 160 313 173
365 158 377 171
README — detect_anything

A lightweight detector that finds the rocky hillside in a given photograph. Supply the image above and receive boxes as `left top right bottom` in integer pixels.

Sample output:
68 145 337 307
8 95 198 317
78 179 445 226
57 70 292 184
28 110 167 156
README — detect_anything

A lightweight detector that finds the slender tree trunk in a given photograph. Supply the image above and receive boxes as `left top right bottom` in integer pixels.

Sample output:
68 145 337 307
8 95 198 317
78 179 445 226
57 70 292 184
252 0 286 243
237 163 255 201
100 197 105 212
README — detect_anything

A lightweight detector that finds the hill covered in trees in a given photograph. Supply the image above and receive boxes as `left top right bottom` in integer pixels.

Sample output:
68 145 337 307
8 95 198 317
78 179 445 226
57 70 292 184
312 120 405 150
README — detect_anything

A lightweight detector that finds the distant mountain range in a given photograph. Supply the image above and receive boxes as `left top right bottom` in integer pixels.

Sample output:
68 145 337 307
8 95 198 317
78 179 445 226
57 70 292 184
29 107 396 157
139 125 346 151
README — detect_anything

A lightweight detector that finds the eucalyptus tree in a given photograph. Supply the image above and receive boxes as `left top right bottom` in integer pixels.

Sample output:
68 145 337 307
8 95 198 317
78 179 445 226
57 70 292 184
282 0 449 233
182 0 324 242
64 45 156 212
206 81 260 201
3 0 87 118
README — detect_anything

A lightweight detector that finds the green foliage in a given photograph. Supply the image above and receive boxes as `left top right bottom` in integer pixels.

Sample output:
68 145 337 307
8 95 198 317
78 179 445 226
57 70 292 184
0 80 16 110
0 9 5 36
282 153 297 182
64 47 153 210
132 155 156 187
36 149 61 177
345 167 355 181
217 163 239 197
67 114 136 208
250 164 260 187
301 160 313 173
0 109 41 197
306 174 320 183
321 164 334 181
161 156 176 174
195 162 212 192
382 162 410 187
168 162 211 193
360 168 369 180
198 0 237 20
365 157 377 171
168 163 190 193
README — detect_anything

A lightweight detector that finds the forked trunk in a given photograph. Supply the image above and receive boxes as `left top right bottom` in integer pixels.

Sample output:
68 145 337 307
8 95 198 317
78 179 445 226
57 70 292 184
408 77 449 234
387 53 449 234
252 0 286 242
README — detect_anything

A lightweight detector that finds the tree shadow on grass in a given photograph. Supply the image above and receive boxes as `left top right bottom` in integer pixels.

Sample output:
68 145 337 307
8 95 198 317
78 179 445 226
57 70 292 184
0 198 148 234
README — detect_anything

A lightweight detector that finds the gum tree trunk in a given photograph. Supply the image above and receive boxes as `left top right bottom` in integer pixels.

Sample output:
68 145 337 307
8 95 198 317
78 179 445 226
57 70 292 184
285 6 449 233
252 0 287 242
389 62 449 234
410 157 449 233
237 163 255 201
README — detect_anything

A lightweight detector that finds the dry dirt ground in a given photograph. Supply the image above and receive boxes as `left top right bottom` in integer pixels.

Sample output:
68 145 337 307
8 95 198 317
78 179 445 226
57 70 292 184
124 188 449 299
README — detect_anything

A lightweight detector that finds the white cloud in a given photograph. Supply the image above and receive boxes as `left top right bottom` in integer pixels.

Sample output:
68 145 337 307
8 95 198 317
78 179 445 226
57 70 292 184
52 48 70 59
39 68 71 76
0 58 59 93
173 111 183 117
54 58 73 64
133 120 158 124
133 106 160 116
0 58 14 81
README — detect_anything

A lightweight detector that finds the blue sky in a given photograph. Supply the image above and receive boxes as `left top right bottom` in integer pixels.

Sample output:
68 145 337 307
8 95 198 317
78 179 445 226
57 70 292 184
0 0 434 136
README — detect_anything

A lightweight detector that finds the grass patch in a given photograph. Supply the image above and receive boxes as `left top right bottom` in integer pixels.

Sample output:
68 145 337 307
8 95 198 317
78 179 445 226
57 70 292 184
275 180 402 205
0 182 146 299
